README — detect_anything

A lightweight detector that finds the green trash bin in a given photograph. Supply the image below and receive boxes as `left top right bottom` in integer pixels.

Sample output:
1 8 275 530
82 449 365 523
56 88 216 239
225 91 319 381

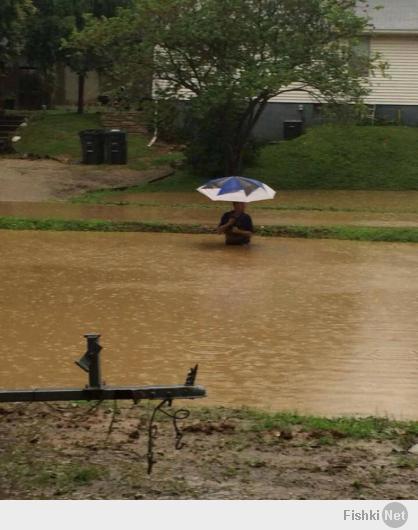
79 129 105 164
104 129 127 164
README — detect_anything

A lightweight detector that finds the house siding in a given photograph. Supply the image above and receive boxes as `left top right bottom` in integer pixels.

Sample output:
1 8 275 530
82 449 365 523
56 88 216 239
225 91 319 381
365 35 418 105
155 35 418 107
270 35 418 105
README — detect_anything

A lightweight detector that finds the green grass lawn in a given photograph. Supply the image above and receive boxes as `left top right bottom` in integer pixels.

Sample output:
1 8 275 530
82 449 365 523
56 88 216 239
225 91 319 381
247 124 418 190
14 111 183 170
15 111 102 159
119 124 418 192
13 112 418 190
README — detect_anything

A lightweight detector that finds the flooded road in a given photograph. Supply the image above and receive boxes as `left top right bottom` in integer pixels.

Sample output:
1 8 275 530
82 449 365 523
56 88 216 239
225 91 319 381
1 199 418 228
106 190 418 213
0 230 417 418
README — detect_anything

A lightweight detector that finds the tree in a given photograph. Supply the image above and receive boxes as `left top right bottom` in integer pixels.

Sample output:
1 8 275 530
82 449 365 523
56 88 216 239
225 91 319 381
61 0 135 113
80 0 382 175
0 0 35 73
24 0 134 113
24 1 77 75
61 17 109 114
70 6 148 106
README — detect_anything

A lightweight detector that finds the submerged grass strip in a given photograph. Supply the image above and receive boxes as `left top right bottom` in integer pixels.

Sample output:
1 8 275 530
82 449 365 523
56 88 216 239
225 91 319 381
0 216 208 234
0 216 417 242
258 224 418 243
70 193 418 214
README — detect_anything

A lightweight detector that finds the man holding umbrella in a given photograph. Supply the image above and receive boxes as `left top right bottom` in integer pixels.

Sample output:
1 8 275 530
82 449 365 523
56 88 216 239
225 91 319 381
197 175 276 246
217 202 254 245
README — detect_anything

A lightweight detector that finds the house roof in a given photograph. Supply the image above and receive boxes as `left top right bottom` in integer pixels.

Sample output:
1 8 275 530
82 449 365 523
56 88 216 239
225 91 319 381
357 0 418 33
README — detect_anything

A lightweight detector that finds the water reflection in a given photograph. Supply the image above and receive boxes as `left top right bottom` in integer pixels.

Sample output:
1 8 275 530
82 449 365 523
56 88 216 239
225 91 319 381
0 230 417 418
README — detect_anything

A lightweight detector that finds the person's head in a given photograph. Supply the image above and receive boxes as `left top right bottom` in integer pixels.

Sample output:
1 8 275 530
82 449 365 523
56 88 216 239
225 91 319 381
232 202 246 213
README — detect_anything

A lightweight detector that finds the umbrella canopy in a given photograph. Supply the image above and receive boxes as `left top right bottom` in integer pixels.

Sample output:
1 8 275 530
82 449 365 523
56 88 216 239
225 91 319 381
197 176 276 203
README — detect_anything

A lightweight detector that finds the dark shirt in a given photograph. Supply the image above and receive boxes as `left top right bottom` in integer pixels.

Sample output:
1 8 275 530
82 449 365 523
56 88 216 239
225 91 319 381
219 211 254 245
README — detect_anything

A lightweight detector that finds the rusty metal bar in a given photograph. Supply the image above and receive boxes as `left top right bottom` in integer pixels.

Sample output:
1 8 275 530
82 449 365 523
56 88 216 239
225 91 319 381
0 384 206 403
0 334 206 403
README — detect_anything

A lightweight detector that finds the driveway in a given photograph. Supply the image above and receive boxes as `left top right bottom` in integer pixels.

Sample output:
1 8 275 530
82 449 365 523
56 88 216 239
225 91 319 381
0 158 172 201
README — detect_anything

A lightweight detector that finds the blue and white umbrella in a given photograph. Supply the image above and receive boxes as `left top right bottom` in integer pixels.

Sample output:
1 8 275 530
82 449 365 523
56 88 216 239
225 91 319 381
197 176 276 203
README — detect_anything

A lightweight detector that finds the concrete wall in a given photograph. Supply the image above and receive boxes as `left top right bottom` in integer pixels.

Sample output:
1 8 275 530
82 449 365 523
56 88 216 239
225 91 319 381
60 67 100 106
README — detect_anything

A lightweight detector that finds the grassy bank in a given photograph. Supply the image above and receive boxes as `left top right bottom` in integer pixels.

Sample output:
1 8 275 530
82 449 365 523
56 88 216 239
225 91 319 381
71 192 418 214
14 111 182 170
13 111 418 191
0 216 417 243
109 125 418 192
247 125 418 190
15 111 102 159
1 403 417 499
199 406 418 439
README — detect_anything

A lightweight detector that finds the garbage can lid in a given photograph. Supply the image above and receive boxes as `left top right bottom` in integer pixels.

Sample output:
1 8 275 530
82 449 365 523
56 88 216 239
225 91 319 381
79 129 105 135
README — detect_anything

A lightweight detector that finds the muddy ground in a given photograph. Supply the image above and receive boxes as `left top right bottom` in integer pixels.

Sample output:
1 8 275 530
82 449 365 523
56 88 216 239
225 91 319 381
0 403 417 500
0 158 172 201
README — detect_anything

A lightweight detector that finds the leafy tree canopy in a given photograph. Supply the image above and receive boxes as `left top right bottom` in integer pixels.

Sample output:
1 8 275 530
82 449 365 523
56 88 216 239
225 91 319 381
24 0 134 74
69 0 383 174
0 0 35 72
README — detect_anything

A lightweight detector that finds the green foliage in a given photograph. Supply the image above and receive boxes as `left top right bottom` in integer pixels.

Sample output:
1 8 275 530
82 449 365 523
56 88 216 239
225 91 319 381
0 0 35 72
142 99 187 143
121 125 418 192
25 1 133 75
24 1 76 74
183 100 264 177
231 408 418 440
396 456 418 470
35 463 106 487
248 125 418 190
79 0 380 175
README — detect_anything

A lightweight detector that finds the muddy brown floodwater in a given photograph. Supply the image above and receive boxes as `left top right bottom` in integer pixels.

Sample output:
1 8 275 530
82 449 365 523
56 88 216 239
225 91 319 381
0 230 417 419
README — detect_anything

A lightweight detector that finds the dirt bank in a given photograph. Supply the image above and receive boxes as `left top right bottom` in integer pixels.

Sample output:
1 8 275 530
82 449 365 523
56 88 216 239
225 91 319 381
0 158 172 201
0 403 417 500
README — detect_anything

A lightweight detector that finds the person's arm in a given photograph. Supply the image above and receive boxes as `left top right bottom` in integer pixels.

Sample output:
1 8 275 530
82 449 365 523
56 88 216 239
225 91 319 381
231 215 254 238
217 215 236 234
231 226 253 238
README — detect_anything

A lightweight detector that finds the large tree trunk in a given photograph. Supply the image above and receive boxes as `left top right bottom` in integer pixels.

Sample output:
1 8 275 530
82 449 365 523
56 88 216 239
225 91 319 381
226 99 269 176
77 74 85 114
226 146 244 176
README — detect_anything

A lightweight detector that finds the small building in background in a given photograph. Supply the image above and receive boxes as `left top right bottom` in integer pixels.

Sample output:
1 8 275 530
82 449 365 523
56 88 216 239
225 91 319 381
0 61 100 110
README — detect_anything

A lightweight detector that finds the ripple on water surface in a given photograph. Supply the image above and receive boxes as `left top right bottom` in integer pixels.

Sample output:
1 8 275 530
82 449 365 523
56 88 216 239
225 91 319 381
0 230 417 418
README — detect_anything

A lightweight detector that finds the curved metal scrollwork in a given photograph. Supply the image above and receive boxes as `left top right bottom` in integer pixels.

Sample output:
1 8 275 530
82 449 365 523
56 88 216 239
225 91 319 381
147 399 191 474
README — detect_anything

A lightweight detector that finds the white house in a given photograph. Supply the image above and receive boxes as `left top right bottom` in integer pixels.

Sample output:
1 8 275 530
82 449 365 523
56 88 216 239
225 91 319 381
253 0 418 140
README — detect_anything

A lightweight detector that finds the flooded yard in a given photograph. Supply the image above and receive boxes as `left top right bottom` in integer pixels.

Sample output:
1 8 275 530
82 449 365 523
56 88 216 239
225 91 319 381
1 200 418 228
0 230 417 418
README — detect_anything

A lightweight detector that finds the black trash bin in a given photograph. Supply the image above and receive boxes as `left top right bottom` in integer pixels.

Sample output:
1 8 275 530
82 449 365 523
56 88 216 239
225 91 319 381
104 129 127 164
283 120 304 140
79 129 105 164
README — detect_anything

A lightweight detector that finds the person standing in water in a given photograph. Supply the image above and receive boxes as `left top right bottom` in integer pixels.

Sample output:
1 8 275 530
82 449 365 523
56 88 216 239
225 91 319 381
217 202 254 245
